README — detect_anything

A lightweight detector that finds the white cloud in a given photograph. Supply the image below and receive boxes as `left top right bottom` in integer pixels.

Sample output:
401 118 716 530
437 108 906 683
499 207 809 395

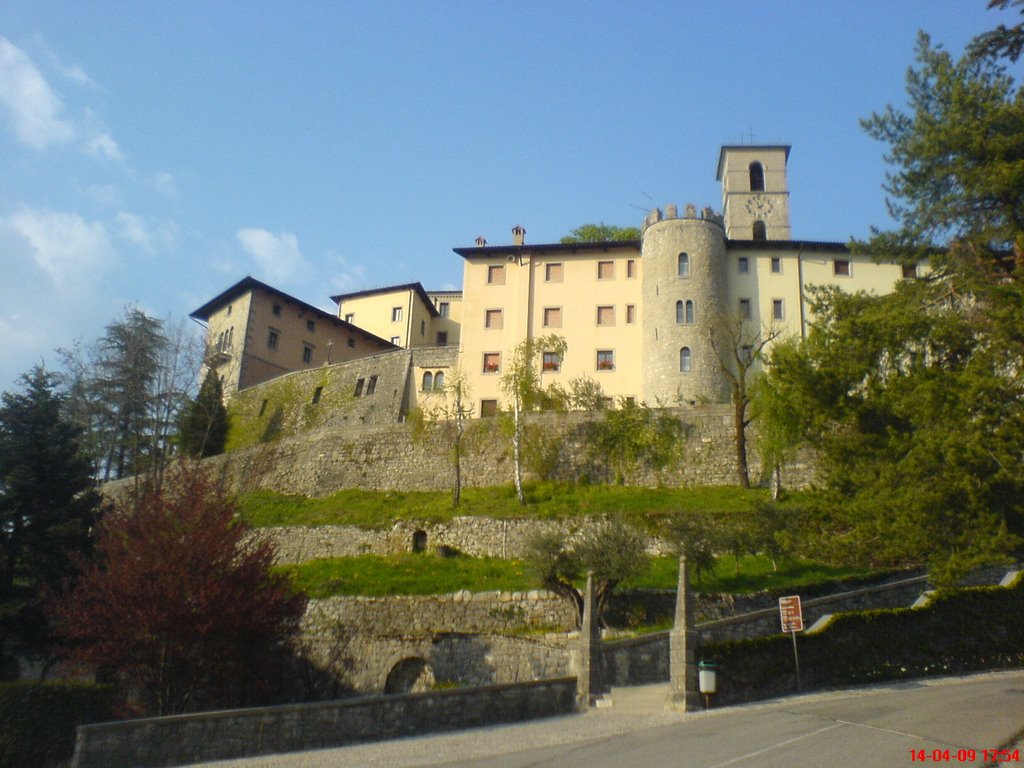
85 131 124 162
152 171 178 199
116 211 177 254
0 37 76 150
236 228 307 285
327 251 367 294
2 207 115 290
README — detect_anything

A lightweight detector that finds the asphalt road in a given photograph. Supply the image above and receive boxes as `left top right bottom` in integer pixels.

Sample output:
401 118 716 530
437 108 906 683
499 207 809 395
196 670 1024 768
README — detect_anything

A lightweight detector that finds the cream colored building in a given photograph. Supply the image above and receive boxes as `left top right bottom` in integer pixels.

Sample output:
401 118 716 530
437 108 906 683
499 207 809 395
331 283 462 351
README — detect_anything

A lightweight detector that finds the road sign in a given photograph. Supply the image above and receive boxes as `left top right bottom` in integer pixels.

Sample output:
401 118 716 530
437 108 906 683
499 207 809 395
779 595 804 633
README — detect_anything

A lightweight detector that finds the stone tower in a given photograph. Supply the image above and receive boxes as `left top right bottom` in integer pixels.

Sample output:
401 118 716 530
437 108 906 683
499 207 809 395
716 145 792 240
640 205 730 405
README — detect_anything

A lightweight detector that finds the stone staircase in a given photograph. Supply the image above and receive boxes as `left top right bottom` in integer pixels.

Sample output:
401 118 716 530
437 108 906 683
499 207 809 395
593 683 673 715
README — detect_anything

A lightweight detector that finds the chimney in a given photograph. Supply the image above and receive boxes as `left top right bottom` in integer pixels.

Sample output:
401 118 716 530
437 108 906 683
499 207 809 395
511 225 526 246
475 236 487 247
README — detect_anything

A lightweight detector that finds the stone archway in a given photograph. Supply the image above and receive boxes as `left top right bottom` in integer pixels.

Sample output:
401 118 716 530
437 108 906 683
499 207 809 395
383 656 435 694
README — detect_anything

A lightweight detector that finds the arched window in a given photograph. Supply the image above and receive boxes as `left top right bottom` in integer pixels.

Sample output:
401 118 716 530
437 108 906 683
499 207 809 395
675 300 684 324
678 252 690 278
749 162 765 192
752 220 767 240
685 300 695 324
433 371 445 390
680 347 692 372
422 371 433 391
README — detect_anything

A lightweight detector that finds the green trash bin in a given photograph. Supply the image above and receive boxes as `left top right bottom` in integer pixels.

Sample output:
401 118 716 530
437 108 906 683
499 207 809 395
698 660 718 695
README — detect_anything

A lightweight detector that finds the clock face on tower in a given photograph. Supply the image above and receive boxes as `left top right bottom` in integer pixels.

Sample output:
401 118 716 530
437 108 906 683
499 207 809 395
745 194 774 219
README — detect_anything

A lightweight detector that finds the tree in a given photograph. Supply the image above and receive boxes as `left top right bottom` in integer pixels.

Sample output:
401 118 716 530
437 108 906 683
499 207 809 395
176 368 229 458
585 399 684 484
523 516 648 626
560 223 641 244
0 368 101 674
411 366 476 507
706 313 781 488
499 335 567 504
50 465 306 715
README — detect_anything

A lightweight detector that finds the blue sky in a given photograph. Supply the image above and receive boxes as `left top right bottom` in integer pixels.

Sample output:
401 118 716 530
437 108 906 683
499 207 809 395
0 1 1013 390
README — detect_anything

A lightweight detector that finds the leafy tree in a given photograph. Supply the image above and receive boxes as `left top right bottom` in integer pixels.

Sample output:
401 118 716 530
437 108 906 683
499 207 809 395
410 366 477 507
0 368 101 675
585 399 685 484
50 465 306 715
560 223 640 244
176 368 228 458
663 511 718 583
523 516 648 626
499 335 567 504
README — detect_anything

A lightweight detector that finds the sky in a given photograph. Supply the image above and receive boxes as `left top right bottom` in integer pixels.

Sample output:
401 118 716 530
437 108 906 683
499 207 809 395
0 1 1015 391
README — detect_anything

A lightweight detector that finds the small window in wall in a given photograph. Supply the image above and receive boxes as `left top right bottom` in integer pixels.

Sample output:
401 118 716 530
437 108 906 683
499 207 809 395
306 319 316 332
596 305 615 326
420 319 425 336
739 298 752 320
437 331 448 346
542 351 561 372
685 300 695 324
480 399 499 417
834 259 851 276
753 221 767 241
392 306 403 322
543 307 562 328
311 386 323 404
344 313 355 323
487 264 506 284
227 304 232 316
626 304 636 324
626 259 636 279
680 347 692 372
267 329 279 349
273 303 282 316
366 375 378 395
303 344 313 364
390 336 401 345
485 309 504 329
545 263 563 282
258 399 268 416
422 371 433 391
347 337 356 348
675 300 685 324
354 378 365 397
772 299 785 321
738 256 749 274
678 252 690 278
439 301 450 317
596 349 615 371
433 371 445 389
597 261 614 280
749 162 765 192
412 530 427 553
770 256 781 273
902 263 918 279
483 352 500 374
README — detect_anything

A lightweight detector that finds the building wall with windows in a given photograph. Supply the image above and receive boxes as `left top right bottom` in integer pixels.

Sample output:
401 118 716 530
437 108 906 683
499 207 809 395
332 283 462 350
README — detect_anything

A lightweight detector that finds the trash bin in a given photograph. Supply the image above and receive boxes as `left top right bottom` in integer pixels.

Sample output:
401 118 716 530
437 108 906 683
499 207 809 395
698 660 718 695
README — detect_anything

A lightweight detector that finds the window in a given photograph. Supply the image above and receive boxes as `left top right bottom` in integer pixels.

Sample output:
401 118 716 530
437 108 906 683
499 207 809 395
739 298 752 320
273 303 282 316
306 319 316 332
390 336 401 345
365 375 378 395
772 299 785 321
354 378 365 397
753 221 767 241
391 306 402 322
344 313 355 323
545 263 563 282
227 304 232 316
420 319 425 336
487 264 506 284
596 350 615 371
543 307 562 328
626 259 636 279
685 300 695 324
439 301 450 317
738 256 749 274
311 386 323 404
483 352 500 373
437 331 448 346
771 257 782 274
679 347 692 372
267 329 279 349
433 371 444 389
675 300 684 324
485 309 504 329
480 399 499 417
834 259 851 276
902 263 918 279
597 261 614 280
596 305 615 326
749 162 765 192
542 351 561 372
626 304 636 324
347 337 356 348
422 371 433 391
678 252 690 278
303 345 313 364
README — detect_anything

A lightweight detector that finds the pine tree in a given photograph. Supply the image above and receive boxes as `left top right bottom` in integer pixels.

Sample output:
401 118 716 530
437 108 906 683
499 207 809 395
176 368 228 458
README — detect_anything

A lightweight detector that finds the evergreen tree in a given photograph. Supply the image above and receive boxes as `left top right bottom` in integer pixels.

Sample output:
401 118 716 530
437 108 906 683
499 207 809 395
176 368 228 458
0 367 101 673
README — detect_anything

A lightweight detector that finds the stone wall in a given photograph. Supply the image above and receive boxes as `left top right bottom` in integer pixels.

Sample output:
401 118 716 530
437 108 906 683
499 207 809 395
71 678 578 768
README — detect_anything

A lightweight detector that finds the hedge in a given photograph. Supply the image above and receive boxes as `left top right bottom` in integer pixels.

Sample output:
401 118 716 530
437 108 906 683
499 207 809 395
701 576 1024 706
0 681 114 768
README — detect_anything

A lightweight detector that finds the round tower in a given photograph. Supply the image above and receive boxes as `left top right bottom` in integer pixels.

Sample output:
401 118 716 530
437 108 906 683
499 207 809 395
640 205 730 405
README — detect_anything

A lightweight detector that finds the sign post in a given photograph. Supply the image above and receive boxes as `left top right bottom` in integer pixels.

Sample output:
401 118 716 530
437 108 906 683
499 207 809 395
778 595 804 692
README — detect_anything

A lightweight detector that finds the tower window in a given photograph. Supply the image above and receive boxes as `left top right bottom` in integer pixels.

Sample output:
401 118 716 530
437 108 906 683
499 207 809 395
753 221 767 240
675 300 684 324
680 347 692 372
749 162 765 192
685 300 695 324
678 252 690 278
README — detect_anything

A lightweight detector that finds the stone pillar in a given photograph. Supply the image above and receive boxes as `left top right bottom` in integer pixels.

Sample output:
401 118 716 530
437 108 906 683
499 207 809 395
576 571 602 709
669 556 702 711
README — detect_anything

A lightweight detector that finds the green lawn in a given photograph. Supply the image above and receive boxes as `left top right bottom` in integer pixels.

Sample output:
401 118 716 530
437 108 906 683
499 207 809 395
278 553 881 599
239 482 773 529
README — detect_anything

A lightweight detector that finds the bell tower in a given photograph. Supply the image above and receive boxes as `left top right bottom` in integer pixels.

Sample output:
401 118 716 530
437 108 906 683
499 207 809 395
716 145 791 240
